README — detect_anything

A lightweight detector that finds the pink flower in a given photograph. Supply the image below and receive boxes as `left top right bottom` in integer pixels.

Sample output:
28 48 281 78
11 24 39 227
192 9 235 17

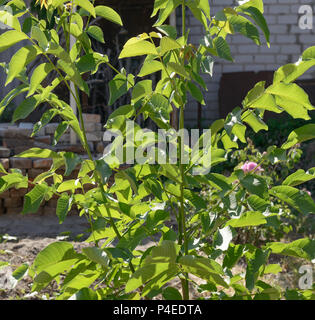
241 161 263 174
306 190 312 197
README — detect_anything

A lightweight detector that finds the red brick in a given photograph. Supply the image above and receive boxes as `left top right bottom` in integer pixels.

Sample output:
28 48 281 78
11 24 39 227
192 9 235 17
6 207 23 215
3 138 34 148
42 207 56 215
10 188 27 198
28 168 44 179
0 191 10 199
33 159 53 169
0 158 9 170
0 147 10 158
34 135 51 145
4 197 23 208
10 158 33 169
82 113 101 123
47 198 58 208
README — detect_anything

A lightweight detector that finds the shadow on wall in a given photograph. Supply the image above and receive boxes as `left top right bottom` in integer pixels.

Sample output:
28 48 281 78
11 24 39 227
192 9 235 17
218 71 315 121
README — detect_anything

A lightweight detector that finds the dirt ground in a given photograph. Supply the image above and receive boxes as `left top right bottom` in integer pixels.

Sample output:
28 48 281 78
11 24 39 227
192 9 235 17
0 215 300 300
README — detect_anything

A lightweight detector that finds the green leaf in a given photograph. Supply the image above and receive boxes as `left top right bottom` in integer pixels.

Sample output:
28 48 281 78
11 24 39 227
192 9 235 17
213 226 234 251
125 241 180 293
143 93 172 129
95 5 122 26
16 147 59 159
28 63 54 97
119 40 158 59
237 0 264 13
187 81 205 105
12 263 29 281
221 130 238 150
162 287 182 300
95 158 112 184
82 247 110 268
226 211 267 228
138 59 163 77
0 10 21 31
71 288 98 300
6 45 40 85
266 146 287 164
228 15 260 45
153 0 180 26
32 243 80 290
23 184 49 214
74 0 96 17
224 107 246 143
247 195 269 212
183 189 207 210
200 55 214 77
167 62 190 79
159 164 181 184
131 80 152 105
266 82 314 120
178 255 228 288
156 25 177 39
242 110 268 133
265 238 315 261
0 173 28 193
108 73 134 106
274 60 315 84
87 25 104 43
0 30 28 53
13 96 41 122
76 53 108 74
57 180 82 193
240 174 269 199
245 248 270 291
160 36 181 55
282 124 315 149
302 45 315 60
198 0 211 19
126 262 177 293
144 178 163 200
32 242 78 273
241 6 270 46
31 26 48 50
242 81 265 107
0 84 29 110
115 170 138 196
282 168 315 187
223 244 244 269
56 193 72 224
214 36 233 61
263 264 282 275
249 93 282 113
47 43 88 94
269 186 315 215
53 122 69 146
63 152 81 176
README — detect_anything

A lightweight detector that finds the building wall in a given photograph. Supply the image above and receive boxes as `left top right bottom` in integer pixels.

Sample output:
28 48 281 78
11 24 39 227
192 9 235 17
177 0 315 128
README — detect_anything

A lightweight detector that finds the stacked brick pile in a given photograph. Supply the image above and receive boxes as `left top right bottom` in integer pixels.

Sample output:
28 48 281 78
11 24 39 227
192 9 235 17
0 114 106 216
0 113 105 157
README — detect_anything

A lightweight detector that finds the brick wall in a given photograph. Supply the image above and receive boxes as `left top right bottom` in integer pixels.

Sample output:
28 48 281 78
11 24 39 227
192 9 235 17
0 114 106 216
177 0 315 127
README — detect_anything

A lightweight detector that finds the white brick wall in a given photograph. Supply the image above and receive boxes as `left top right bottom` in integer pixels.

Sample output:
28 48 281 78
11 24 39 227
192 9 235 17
178 1 315 127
